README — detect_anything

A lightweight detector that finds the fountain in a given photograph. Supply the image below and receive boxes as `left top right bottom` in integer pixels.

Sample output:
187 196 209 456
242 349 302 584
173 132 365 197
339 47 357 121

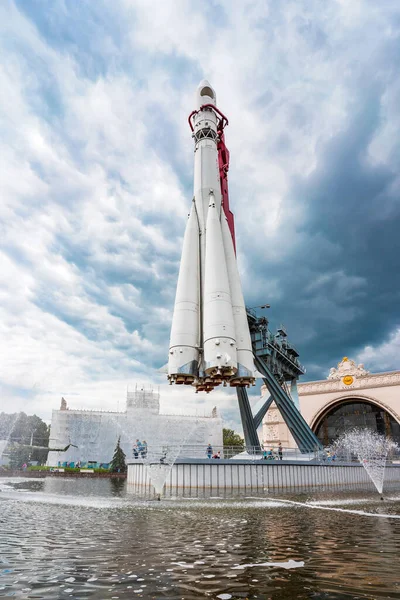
141 421 200 499
143 446 183 500
332 428 399 494
127 427 400 497
0 413 21 466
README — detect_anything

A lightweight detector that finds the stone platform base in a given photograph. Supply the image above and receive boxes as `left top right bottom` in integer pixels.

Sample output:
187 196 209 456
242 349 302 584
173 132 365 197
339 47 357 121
127 459 400 497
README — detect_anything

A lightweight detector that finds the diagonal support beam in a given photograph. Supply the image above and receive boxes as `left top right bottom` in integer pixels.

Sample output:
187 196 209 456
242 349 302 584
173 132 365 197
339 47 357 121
253 394 273 429
236 387 261 451
253 354 322 452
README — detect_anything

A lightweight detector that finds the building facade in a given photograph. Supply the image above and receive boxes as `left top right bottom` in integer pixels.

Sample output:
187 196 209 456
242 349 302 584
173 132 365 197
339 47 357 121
262 357 400 448
47 387 223 466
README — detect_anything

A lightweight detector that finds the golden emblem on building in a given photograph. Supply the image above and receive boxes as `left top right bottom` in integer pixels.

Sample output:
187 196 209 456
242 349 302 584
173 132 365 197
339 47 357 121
343 375 354 385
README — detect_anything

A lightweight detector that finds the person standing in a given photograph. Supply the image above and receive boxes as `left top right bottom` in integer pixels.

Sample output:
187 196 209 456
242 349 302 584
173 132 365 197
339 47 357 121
206 443 212 459
141 440 147 459
278 442 283 460
136 439 143 456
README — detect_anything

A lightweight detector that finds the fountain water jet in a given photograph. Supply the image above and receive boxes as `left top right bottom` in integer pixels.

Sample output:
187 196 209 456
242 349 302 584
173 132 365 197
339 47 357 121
142 421 201 498
332 428 398 494
0 413 22 465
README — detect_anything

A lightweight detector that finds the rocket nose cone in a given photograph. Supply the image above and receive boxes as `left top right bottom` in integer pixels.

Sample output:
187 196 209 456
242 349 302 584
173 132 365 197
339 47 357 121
196 79 216 107
198 78 212 90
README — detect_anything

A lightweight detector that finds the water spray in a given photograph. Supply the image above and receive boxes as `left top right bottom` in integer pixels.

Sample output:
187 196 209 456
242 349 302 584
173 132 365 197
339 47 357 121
332 428 399 495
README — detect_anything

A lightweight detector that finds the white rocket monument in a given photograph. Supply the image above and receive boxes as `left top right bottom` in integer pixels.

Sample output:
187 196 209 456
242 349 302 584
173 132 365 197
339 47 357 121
168 81 257 393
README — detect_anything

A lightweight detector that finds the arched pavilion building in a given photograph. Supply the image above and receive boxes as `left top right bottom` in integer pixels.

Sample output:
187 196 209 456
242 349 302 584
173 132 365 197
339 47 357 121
262 357 400 449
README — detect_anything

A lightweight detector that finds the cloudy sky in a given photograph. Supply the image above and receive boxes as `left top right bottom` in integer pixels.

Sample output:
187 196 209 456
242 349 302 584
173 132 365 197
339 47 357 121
1 0 400 428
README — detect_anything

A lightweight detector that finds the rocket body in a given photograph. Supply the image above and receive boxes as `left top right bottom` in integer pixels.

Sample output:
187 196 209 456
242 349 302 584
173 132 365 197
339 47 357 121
168 81 256 392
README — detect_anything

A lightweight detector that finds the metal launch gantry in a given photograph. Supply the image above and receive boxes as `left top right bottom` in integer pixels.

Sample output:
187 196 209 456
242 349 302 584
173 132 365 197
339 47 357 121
215 96 321 453
214 99 321 452
238 311 322 453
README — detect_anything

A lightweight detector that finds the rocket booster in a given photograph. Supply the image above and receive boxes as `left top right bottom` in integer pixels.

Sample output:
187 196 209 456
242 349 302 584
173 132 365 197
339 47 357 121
168 81 256 393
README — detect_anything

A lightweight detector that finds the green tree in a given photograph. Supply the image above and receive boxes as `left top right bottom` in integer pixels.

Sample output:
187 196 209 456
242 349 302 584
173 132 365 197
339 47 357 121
110 437 127 473
223 428 245 458
0 412 50 447
0 412 50 466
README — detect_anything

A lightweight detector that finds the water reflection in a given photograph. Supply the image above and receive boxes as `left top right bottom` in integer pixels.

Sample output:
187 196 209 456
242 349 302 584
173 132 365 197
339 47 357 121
0 478 399 599
109 478 126 497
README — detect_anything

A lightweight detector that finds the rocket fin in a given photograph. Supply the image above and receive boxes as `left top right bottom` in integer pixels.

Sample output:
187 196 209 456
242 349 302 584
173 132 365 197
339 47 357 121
221 213 256 386
203 193 237 377
168 204 200 383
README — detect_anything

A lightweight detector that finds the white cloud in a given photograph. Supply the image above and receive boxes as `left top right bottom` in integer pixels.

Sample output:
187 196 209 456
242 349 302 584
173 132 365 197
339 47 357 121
0 0 399 425
356 328 400 373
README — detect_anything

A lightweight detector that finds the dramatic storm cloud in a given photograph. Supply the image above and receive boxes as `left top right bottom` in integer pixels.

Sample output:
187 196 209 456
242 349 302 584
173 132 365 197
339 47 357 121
1 0 399 427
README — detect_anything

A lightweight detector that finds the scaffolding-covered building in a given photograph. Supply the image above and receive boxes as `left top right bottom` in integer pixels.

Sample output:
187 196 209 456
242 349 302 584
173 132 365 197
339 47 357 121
47 387 222 467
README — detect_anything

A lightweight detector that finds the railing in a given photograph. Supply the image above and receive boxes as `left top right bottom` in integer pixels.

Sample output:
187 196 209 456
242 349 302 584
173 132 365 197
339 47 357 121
130 445 319 462
128 444 400 465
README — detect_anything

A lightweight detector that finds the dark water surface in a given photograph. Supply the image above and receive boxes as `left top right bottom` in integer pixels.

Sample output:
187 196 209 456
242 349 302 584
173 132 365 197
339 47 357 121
1 478 400 599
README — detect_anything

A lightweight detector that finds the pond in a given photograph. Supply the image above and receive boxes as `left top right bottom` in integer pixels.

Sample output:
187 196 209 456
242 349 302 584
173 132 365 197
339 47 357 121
1 477 400 599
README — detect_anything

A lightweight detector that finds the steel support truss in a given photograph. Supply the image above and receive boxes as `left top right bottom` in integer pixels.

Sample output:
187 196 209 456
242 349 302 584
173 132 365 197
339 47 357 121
236 353 322 453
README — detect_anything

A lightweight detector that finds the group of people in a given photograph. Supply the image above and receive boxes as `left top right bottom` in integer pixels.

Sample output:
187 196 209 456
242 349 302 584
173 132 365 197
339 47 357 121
206 443 285 460
206 445 221 459
133 439 147 459
325 450 337 462
262 442 283 461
